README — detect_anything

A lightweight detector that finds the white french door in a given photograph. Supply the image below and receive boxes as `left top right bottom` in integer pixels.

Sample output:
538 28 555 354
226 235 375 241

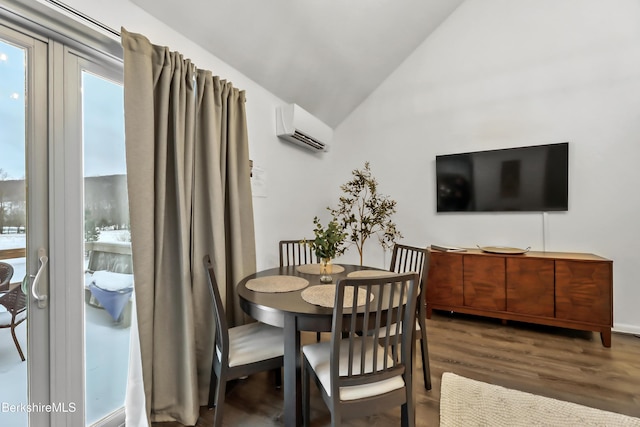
0 22 51 427
0 10 129 427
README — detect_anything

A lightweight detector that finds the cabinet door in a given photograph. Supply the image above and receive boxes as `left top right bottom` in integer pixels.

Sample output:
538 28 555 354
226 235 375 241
506 258 554 317
555 260 612 325
463 255 505 310
426 251 463 307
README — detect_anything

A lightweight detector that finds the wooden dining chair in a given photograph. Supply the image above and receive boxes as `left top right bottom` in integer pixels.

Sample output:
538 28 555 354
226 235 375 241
279 239 319 267
302 272 419 427
279 239 323 341
0 285 27 361
386 243 432 390
203 255 285 427
0 262 14 293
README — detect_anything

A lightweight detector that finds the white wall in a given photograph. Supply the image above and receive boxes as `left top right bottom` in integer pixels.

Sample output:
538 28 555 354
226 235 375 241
61 0 337 271
63 0 640 333
332 0 640 334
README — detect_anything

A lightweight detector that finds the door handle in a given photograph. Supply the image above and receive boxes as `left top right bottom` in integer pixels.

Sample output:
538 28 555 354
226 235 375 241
30 248 48 309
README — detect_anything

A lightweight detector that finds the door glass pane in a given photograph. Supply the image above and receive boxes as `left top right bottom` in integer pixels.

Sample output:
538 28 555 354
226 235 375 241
82 71 131 425
0 38 27 427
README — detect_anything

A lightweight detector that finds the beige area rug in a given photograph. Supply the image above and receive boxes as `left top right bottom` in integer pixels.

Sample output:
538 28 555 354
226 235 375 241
440 372 640 427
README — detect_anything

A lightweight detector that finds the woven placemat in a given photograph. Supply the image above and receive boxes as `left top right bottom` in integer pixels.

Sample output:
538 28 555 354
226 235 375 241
347 270 397 278
246 275 309 293
296 263 345 275
301 285 374 308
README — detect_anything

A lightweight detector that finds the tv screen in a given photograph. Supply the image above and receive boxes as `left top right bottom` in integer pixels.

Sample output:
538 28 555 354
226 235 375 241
436 142 568 212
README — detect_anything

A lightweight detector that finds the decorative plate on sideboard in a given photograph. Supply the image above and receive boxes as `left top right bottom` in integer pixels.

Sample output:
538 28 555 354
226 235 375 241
477 245 531 255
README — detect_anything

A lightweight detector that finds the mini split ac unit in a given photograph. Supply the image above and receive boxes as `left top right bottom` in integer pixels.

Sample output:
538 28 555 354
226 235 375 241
276 104 333 152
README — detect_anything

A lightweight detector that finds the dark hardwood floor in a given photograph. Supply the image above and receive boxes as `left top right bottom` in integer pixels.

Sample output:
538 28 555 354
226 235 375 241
154 311 640 426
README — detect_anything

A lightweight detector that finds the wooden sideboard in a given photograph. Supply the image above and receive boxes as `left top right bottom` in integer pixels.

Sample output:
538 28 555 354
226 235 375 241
426 248 613 347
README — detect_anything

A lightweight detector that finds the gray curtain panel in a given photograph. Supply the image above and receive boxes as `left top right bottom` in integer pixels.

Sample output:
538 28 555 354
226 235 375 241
121 28 256 425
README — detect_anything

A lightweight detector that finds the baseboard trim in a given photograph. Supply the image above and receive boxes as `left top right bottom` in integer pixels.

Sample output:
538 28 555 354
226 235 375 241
91 407 125 427
613 323 640 336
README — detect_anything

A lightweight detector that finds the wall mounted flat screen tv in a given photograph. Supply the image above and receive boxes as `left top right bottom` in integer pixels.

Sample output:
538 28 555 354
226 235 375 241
436 142 568 212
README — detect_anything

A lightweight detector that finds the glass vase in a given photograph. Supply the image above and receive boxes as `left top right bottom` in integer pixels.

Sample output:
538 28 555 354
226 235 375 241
319 258 333 284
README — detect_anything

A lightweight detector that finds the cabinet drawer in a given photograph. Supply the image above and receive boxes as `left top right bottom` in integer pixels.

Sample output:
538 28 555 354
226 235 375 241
463 255 505 311
555 260 612 325
427 251 463 306
506 258 554 317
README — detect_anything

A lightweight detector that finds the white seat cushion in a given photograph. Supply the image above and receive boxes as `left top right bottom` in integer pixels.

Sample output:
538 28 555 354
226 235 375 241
302 337 405 401
222 322 284 367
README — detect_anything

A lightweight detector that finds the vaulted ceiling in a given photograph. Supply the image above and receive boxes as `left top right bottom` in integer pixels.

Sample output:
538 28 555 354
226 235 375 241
131 0 465 128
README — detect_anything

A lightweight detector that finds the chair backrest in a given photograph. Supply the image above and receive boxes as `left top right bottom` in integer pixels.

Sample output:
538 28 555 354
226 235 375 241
330 272 419 398
0 286 27 324
0 262 14 290
390 244 430 333
279 239 318 267
389 243 427 280
203 255 230 364
389 244 429 298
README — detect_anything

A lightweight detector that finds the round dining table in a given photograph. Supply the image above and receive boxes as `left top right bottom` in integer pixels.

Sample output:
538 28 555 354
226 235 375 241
236 263 384 427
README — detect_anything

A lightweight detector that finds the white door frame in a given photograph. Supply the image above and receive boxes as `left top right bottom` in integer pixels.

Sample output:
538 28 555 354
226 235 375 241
0 21 51 427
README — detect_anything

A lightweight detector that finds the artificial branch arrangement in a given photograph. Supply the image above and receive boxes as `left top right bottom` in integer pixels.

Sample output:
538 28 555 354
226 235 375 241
329 161 402 265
